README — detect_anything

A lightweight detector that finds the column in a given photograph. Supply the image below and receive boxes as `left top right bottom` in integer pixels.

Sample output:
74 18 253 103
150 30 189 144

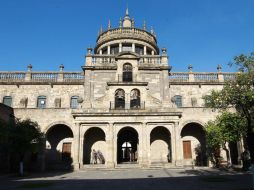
141 123 149 168
107 45 111 55
174 122 182 166
99 49 102 55
143 46 147 55
73 123 81 170
132 43 135 53
119 43 122 53
106 123 114 168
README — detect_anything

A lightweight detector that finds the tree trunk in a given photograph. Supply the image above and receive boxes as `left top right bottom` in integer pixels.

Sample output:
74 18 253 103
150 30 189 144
222 143 231 167
19 161 24 176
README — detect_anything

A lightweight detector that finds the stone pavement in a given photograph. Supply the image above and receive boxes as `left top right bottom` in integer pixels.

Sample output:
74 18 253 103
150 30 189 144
0 168 252 190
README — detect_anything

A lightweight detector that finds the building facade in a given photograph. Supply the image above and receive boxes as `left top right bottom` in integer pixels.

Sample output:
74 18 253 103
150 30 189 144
0 10 240 170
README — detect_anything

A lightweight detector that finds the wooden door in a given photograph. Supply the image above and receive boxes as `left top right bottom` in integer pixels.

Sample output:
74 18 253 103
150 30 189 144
62 142 71 161
183 141 192 159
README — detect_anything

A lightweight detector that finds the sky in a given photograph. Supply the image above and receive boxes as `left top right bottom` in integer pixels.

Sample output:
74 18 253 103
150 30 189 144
0 0 254 72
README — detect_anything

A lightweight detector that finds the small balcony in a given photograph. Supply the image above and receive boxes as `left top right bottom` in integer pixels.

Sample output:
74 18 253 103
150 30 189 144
110 101 145 110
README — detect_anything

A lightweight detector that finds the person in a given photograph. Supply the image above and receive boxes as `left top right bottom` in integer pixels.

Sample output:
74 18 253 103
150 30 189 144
241 149 251 171
97 150 105 164
91 149 97 164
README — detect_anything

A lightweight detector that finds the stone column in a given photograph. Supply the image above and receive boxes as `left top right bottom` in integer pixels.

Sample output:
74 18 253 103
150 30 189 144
119 43 122 53
106 123 114 168
174 122 182 166
107 46 111 55
141 123 149 168
99 49 102 55
132 43 135 53
144 46 147 55
73 123 81 170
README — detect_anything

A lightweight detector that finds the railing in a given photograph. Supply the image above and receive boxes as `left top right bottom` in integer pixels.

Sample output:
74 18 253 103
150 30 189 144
0 72 26 82
91 54 162 65
31 72 58 82
223 73 236 81
169 72 189 82
0 71 84 83
139 55 161 64
169 72 236 83
63 72 84 82
194 73 218 82
110 101 145 110
92 55 116 65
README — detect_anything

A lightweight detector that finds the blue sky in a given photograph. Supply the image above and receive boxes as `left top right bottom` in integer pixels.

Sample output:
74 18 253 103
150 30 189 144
0 0 253 72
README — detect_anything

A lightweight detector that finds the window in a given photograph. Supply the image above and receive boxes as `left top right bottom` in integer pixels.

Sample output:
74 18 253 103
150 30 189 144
135 45 143 55
3 96 12 107
130 89 141 109
115 89 125 109
122 44 132 52
70 96 79 109
123 63 133 82
174 95 182 107
37 96 46 108
110 46 119 55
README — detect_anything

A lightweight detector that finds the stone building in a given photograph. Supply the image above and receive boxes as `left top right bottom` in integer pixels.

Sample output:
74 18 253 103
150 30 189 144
0 10 240 170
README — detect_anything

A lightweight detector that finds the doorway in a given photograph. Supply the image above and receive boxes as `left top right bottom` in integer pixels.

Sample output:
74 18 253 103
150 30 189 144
117 127 138 163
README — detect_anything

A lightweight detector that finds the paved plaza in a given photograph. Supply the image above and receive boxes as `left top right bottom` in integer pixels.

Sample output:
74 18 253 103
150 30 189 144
0 168 252 190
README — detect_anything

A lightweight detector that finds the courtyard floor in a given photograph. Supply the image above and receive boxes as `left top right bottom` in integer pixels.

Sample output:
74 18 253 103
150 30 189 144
0 167 252 190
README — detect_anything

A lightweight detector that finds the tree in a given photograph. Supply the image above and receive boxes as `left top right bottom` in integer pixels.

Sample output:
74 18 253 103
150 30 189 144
205 112 247 167
9 118 45 175
204 53 254 189
203 52 254 164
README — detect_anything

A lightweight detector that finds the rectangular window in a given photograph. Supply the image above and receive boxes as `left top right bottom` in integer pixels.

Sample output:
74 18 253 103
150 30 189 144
71 96 79 109
37 96 46 108
3 96 12 107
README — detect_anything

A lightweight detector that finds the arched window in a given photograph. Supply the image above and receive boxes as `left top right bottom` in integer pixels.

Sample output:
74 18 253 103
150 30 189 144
3 96 12 107
174 95 182 107
70 96 79 109
130 89 140 109
115 89 125 109
37 96 46 108
123 63 132 82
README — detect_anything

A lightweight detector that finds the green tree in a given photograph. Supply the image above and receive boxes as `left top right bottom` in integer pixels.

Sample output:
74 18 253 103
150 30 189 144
206 112 247 167
204 52 254 164
9 118 45 175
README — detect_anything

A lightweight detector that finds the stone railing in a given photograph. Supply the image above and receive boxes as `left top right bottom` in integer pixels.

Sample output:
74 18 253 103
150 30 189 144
0 72 26 82
90 54 163 66
0 71 84 83
169 72 236 83
96 27 157 48
139 55 161 64
92 55 117 65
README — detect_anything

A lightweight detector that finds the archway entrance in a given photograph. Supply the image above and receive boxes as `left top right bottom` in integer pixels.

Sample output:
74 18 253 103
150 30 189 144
117 127 138 163
150 126 171 163
45 124 73 170
83 127 106 165
181 123 207 166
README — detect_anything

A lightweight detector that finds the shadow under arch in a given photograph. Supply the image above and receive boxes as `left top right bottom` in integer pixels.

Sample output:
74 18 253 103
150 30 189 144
45 124 74 170
150 126 171 163
83 127 106 165
181 122 207 166
117 127 139 163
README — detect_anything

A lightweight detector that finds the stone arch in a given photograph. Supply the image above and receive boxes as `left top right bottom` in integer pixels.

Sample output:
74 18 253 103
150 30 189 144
130 88 141 109
117 127 139 163
115 89 125 109
83 127 106 165
45 123 74 170
181 122 207 166
150 126 171 163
